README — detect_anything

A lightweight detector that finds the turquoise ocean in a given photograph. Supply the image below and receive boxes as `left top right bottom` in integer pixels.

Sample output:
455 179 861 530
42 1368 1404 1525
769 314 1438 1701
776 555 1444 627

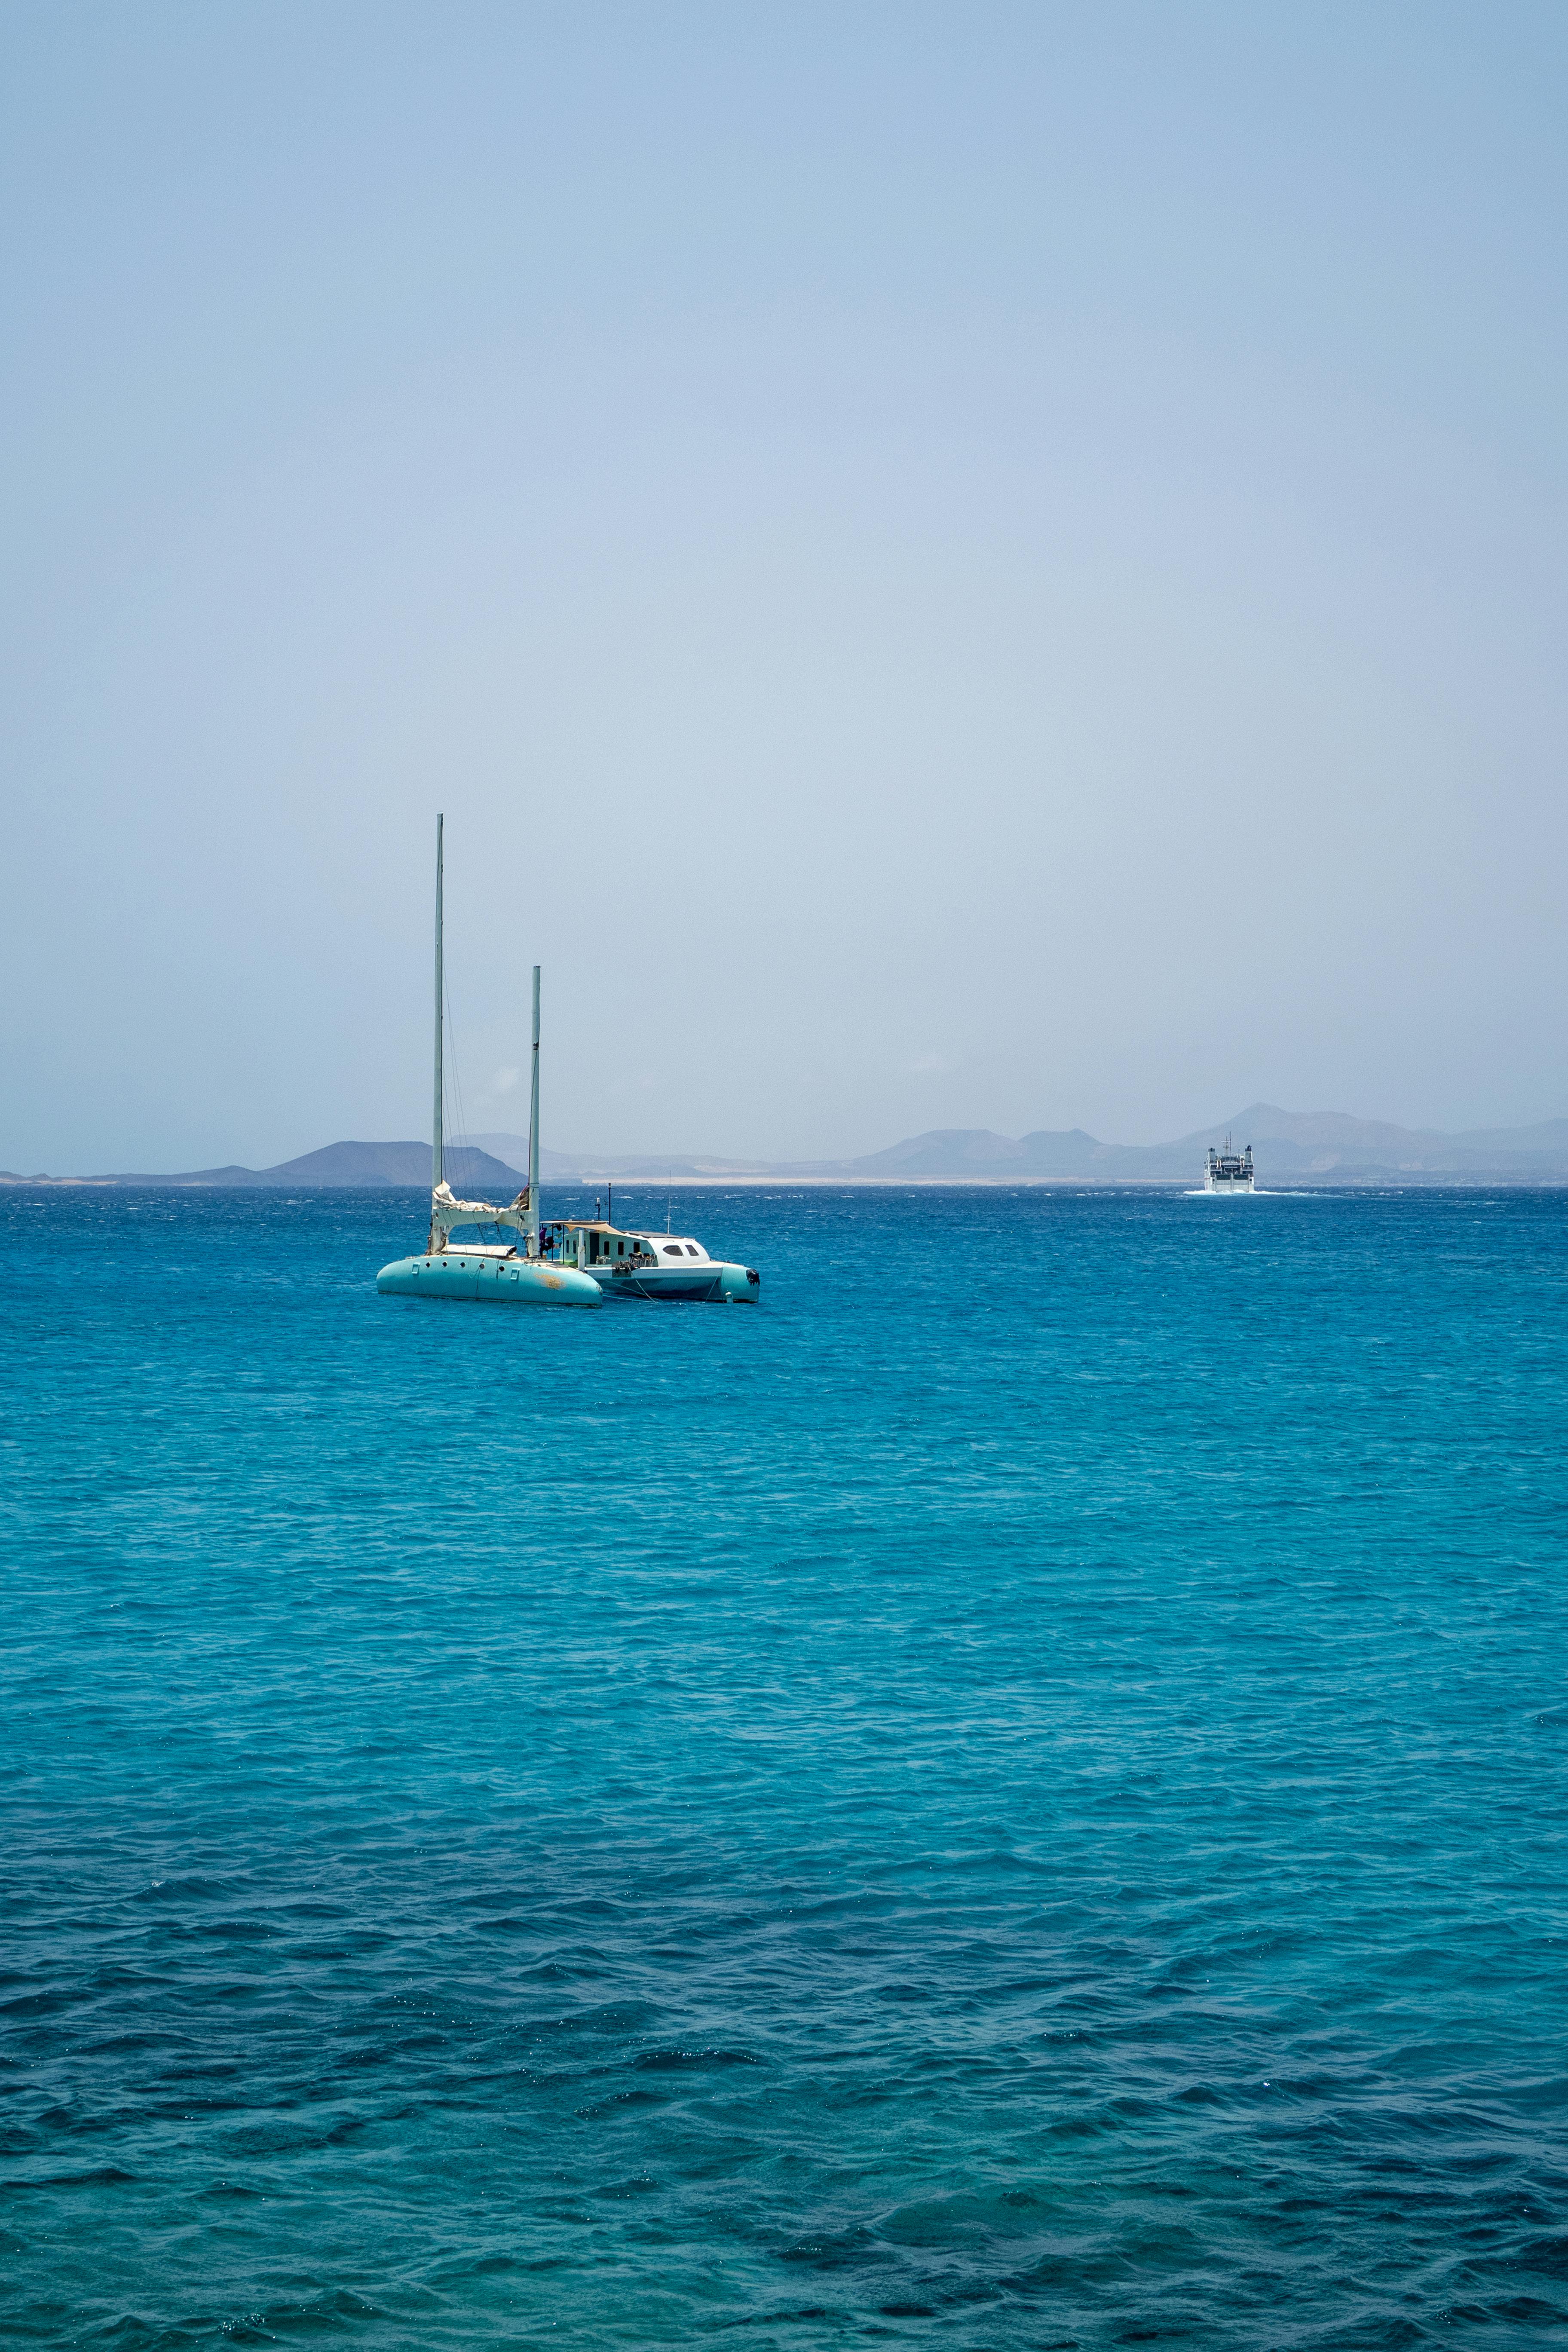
3 1183 1566 2348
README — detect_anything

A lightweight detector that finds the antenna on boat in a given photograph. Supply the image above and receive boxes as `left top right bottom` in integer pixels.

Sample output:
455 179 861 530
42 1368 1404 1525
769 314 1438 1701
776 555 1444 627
432 813 444 1196
527 964 541 1259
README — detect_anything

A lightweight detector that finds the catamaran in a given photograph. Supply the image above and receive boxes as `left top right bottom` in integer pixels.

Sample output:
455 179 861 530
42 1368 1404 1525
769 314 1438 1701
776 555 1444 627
377 817 602 1308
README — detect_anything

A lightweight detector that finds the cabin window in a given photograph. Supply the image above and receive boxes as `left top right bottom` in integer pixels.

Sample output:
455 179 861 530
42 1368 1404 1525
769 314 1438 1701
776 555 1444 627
686 1246 700 1257
663 1244 683 1256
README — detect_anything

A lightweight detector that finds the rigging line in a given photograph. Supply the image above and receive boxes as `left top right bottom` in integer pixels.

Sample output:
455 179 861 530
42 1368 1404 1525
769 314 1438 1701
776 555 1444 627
443 986 505 1239
444 979 472 1189
451 994 470 1176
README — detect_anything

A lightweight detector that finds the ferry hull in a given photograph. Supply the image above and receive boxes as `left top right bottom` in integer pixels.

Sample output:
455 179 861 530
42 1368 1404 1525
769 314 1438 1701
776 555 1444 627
377 1254 603 1306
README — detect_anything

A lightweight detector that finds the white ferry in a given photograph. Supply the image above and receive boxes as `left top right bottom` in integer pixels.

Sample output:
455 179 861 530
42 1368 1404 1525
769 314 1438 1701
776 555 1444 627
1204 1136 1256 1193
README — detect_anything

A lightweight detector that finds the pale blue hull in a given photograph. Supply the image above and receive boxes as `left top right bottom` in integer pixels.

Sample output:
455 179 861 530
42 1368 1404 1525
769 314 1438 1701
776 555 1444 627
589 1262 760 1302
377 1253 603 1306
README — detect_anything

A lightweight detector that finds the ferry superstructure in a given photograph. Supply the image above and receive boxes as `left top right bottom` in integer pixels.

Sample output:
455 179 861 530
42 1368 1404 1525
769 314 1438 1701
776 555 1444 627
1203 1136 1256 1193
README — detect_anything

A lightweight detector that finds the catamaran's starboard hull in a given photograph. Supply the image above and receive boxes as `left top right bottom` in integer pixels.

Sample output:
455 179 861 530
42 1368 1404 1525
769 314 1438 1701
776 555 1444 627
377 1255 603 1305
591 1262 760 1303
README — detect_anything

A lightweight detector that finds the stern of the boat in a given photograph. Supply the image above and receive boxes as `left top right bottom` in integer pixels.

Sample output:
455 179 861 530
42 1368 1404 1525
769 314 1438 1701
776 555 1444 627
377 1253 603 1305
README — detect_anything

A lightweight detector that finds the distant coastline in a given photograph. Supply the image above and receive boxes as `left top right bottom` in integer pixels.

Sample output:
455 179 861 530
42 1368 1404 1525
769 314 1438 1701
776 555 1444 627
8 1103 1568 1189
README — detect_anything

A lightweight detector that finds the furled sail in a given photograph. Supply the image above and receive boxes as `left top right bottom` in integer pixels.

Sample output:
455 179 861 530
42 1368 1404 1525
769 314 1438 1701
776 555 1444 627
428 1178 530 1254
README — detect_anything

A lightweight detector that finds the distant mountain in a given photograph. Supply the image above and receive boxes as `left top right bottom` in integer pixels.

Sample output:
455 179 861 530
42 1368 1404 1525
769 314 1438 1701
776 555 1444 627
85 1140 529 1191
1204 1105 1568 1176
822 1106 1568 1183
466 1133 778 1181
838 1127 1103 1177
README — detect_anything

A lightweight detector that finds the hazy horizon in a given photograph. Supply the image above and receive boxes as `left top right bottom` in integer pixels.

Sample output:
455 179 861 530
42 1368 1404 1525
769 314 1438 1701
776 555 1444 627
6 5 1567 1173
18 1094 1568 1183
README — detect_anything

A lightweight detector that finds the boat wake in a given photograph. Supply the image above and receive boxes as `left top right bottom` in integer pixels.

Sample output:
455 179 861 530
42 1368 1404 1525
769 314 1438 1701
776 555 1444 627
1183 1186 1313 1198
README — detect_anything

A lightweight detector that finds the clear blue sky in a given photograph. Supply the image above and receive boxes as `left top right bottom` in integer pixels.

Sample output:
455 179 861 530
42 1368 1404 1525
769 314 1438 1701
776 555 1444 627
4 3 1565 1170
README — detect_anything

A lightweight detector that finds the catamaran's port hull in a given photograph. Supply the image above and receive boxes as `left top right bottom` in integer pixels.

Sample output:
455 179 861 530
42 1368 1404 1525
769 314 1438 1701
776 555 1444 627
377 1255 603 1305
590 1262 760 1303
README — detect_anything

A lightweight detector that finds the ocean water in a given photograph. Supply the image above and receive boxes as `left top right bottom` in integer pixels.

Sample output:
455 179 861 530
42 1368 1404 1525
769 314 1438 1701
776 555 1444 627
3 1182 1567 2350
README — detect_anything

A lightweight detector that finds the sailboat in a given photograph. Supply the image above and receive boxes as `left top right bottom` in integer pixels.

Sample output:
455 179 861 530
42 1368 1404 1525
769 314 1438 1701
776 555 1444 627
377 818 603 1308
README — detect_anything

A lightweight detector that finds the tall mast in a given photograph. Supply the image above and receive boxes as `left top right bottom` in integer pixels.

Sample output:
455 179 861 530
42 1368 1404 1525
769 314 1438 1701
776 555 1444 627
432 813 444 1193
527 964 541 1256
